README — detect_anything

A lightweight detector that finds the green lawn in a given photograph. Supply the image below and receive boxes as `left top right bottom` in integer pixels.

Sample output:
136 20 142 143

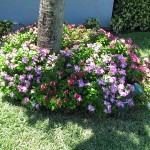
122 32 150 58
0 32 150 150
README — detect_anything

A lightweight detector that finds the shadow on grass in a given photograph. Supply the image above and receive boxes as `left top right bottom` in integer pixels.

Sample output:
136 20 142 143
2 95 150 150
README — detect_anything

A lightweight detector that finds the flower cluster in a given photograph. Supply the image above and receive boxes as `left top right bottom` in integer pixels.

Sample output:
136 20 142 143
0 24 149 117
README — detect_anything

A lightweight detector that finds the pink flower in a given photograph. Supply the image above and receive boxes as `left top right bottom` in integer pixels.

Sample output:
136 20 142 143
110 42 115 49
131 64 138 69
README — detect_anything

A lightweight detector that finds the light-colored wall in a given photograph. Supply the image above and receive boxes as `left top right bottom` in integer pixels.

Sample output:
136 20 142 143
0 0 114 27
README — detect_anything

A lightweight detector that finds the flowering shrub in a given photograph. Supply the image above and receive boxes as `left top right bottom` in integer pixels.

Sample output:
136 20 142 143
0 24 149 117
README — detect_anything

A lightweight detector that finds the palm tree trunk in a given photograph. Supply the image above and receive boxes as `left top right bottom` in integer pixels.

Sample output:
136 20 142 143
37 0 64 53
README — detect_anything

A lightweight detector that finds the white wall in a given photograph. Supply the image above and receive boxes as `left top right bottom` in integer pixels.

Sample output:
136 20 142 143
0 0 114 27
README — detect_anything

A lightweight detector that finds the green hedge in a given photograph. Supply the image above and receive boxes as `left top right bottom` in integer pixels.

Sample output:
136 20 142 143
111 0 150 33
0 20 12 38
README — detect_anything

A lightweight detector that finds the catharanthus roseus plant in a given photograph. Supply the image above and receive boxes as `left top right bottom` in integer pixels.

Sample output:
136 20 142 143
0 24 149 117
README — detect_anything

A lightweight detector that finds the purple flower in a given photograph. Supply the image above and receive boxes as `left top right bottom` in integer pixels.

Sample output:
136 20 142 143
78 78 85 87
104 109 112 114
84 66 93 73
73 45 79 50
8 82 14 86
35 104 40 109
109 67 117 75
35 66 41 74
26 66 32 71
74 65 80 72
41 56 46 61
127 98 134 106
116 101 124 107
111 84 117 94
88 105 95 112
19 75 26 82
25 80 31 88
66 63 72 67
65 51 74 56
98 78 105 85
27 74 34 80
49 55 57 62
37 76 41 83
22 57 29 64
95 67 104 75
18 85 28 93
24 97 29 104
121 62 127 68
118 69 126 75
119 77 125 84
5 76 13 81
32 55 38 61
127 84 134 91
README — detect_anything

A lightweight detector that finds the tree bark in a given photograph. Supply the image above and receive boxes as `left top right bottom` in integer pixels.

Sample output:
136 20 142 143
37 0 64 53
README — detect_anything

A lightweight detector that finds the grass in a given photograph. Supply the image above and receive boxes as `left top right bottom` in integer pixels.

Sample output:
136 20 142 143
122 32 150 58
0 32 150 150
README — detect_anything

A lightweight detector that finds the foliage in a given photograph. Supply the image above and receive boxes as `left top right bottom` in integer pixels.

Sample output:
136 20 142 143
0 24 149 117
0 20 12 38
84 18 100 30
111 0 150 33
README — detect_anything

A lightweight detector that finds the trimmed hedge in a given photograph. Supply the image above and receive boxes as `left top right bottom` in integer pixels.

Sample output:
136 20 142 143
111 0 150 33
0 20 12 38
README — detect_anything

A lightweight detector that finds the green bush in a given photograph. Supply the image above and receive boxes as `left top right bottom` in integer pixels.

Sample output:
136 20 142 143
111 0 150 33
0 20 12 38
84 18 100 30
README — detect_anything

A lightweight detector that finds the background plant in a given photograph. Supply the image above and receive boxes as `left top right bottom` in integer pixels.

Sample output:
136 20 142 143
0 20 12 38
111 0 150 33
83 18 100 30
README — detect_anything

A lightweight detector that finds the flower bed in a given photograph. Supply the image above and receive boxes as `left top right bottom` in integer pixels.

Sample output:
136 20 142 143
0 24 149 117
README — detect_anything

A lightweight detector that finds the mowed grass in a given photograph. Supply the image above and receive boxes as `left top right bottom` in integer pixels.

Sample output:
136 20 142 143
0 32 150 150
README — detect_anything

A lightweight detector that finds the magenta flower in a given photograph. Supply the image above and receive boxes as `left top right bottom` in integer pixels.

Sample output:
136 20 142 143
73 45 79 50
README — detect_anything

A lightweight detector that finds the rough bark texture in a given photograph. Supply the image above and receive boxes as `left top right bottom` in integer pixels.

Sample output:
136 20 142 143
37 0 64 53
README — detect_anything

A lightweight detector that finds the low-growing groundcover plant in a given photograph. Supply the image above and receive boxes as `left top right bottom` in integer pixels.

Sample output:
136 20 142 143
0 24 150 117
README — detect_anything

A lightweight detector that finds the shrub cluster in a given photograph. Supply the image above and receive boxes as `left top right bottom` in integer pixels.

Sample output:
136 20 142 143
0 24 149 117
111 0 150 33
0 20 12 38
83 18 100 30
